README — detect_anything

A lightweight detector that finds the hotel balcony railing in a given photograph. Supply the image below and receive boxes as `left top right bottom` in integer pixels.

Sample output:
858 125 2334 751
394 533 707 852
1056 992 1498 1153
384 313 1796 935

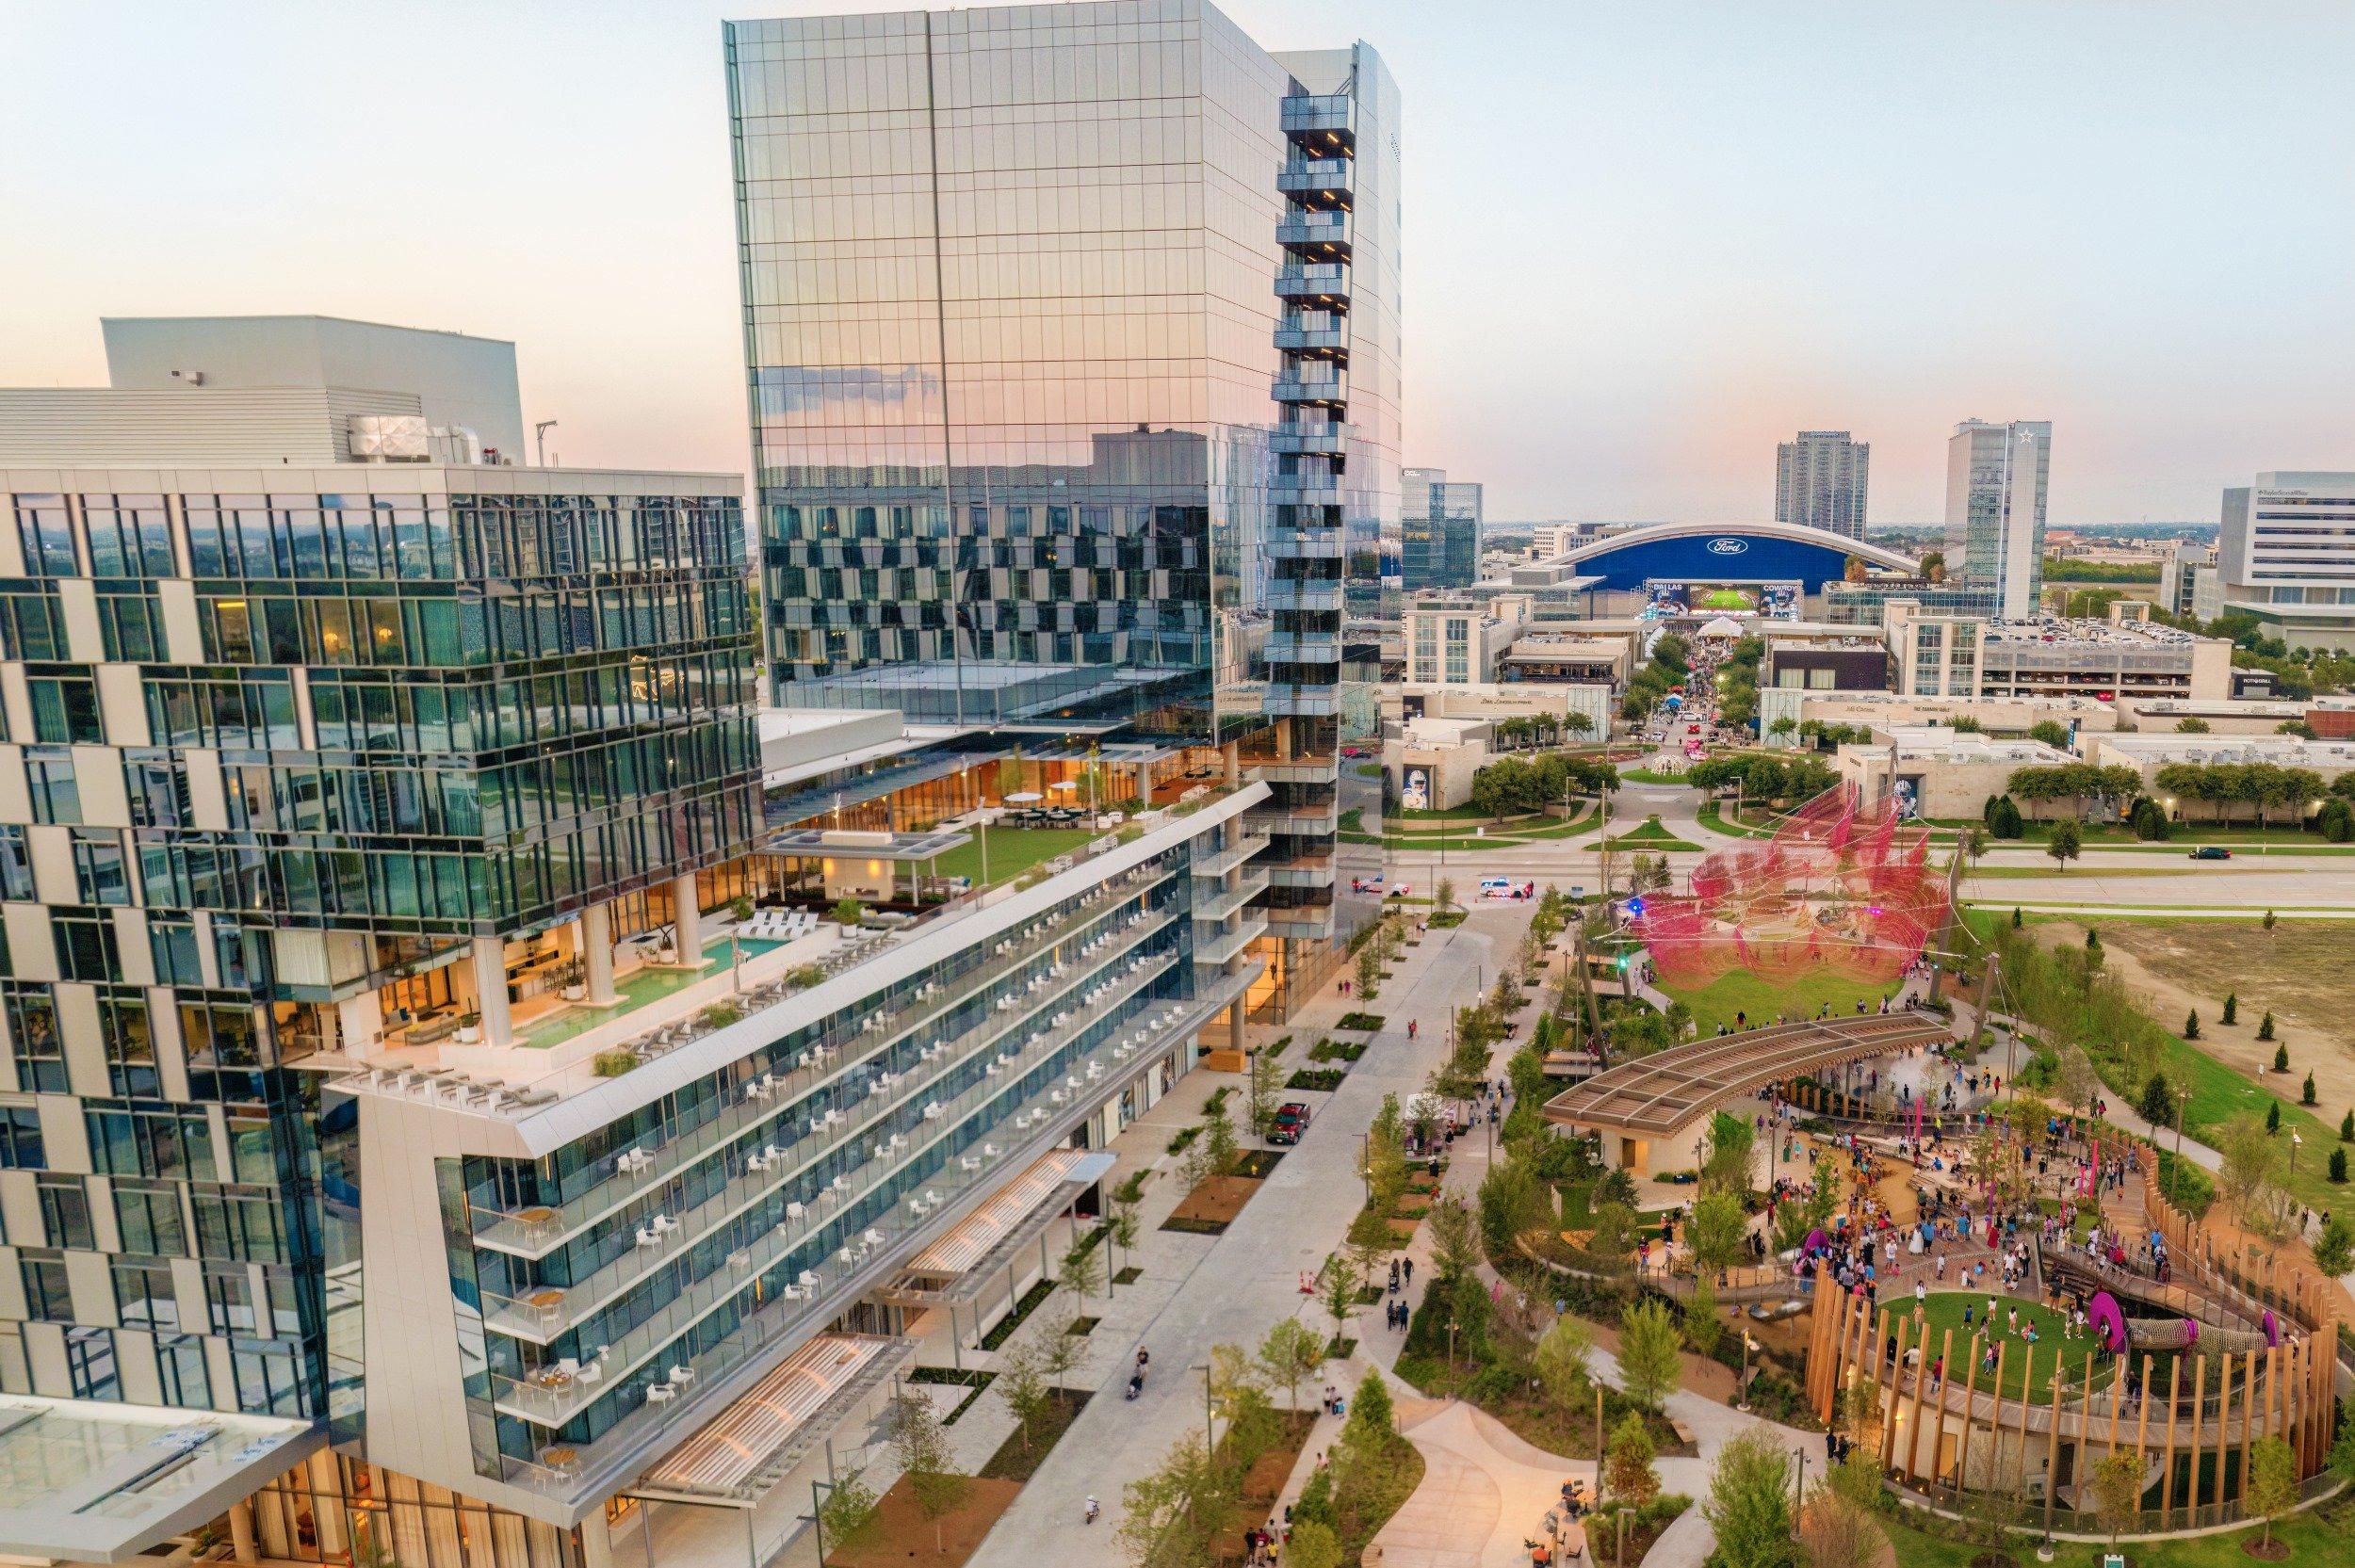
1245 758 1339 787
1280 94 1356 138
1265 634 1342 663
1255 800 1340 832
1192 831 1271 879
1273 264 1352 305
487 948 1183 1430
1271 471 1340 503
1274 323 1349 355
1265 856 1337 889
1266 579 1344 611
1193 872 1271 923
469 862 1178 1258
1264 906 1338 943
1277 159 1355 200
1262 687 1340 718
1272 374 1348 407
478 913 1177 1347
1266 532 1344 562
1194 918 1268 968
1276 211 1353 253
1271 422 1351 457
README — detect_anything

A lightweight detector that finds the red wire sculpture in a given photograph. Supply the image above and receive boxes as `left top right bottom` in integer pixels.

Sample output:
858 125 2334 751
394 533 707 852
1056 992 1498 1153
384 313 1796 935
1630 782 1947 988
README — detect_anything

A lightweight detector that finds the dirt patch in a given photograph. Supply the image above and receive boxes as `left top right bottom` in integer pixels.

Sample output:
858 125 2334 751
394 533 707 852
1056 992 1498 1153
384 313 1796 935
1165 1174 1262 1230
824 1474 1022 1568
2044 920 2355 1114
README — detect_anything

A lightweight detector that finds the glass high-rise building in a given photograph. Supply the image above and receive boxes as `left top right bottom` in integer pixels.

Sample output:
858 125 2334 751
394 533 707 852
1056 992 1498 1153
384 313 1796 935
725 0 1400 1011
1944 418 2051 620
1401 467 1482 590
1774 430 1869 542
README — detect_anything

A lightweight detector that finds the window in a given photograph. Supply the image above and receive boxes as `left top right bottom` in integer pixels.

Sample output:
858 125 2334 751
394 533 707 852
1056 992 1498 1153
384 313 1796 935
205 1268 255 1334
98 992 154 1096
81 495 174 578
125 759 186 829
71 831 129 907
26 675 100 743
114 1180 188 1256
12 496 74 577
156 1334 208 1407
0 829 30 903
0 1105 44 1170
4 990 63 1093
25 753 78 825
51 912 120 983
19 1255 71 1321
36 1176 89 1248
64 1328 118 1401
113 1260 179 1330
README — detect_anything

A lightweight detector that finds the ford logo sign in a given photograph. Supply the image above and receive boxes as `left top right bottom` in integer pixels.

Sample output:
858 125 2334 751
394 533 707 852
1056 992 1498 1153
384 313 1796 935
1706 538 1748 556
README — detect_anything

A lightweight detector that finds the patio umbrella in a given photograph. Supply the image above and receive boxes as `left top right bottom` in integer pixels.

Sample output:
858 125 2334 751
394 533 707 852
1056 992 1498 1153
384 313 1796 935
1048 780 1077 791
1004 791 1043 803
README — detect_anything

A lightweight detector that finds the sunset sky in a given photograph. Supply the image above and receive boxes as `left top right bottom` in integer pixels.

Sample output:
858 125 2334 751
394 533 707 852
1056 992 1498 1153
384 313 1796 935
4 0 2347 525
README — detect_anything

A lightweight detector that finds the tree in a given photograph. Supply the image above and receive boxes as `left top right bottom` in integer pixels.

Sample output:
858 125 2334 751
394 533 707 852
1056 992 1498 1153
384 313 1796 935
1683 1274 1725 1363
2029 719 2071 750
1434 876 1456 913
2184 1009 2201 1040
1796 1475 1878 1568
2334 1148 2351 1188
2314 1212 2355 1272
1259 1317 1324 1413
1699 1110 1755 1198
1200 1099 1242 1181
1604 1412 1662 1506
2223 992 2239 1026
1533 1314 1592 1405
2046 816 2083 869
2176 716 2212 734
2086 1450 2143 1547
2263 1013 2280 1045
885 1388 966 1554
1687 1189 1749 1276
2341 1107 2353 1142
2055 1048 2102 1119
817 1469 883 1557
2138 1071 2175 1129
1283 1520 1342 1568
2266 908 2280 933
1117 1432 1236 1568
1617 1298 1682 1413
1246 1045 1282 1136
1702 1428 1796 1568
2246 1435 2298 1551
1317 1253 1357 1350
2304 1071 2318 1106
996 1337 1055 1452
2218 1112 2283 1221
2267 1101 2282 1136
1426 1191 1481 1285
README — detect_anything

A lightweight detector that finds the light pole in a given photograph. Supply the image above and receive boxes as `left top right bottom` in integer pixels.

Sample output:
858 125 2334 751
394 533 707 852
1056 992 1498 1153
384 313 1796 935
533 419 558 466
1737 1330 1756 1411
2290 1130 2302 1176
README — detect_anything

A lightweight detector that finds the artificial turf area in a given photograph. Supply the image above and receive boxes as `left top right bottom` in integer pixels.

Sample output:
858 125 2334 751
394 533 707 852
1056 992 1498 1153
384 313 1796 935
1652 966 1902 1034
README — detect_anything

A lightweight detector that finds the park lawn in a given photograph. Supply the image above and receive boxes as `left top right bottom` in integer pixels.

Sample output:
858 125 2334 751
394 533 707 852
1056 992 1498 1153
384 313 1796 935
925 827 1096 888
1880 1294 2119 1401
1695 801 1773 838
1653 967 1901 1035
1937 816 2348 849
1604 832 1702 852
1394 801 1514 822
1621 768 1689 785
1878 1505 2340 1568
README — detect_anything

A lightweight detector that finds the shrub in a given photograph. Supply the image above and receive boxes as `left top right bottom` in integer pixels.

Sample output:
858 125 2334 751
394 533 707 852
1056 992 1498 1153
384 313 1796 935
2331 1148 2348 1185
788 965 823 989
831 897 866 928
700 1002 742 1029
2184 1009 2200 1041
2304 1071 2318 1106
592 1050 639 1077
2223 993 2238 1026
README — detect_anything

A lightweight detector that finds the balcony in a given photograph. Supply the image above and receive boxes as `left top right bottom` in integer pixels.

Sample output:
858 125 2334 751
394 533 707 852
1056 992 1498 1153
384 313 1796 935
1271 423 1351 457
1261 686 1340 719
1276 210 1354 256
1264 906 1338 943
1275 264 1352 306
469 863 1178 1258
478 917 1177 1347
1265 634 1342 664
1281 94 1356 140
1194 917 1269 967
1267 533 1344 561
1243 756 1339 787
1192 831 1271 879
1274 321 1349 356
1266 579 1343 612
1255 800 1340 833
488 949 1184 1430
1277 159 1355 203
1271 471 1340 504
1272 374 1348 409
1265 855 1337 889
1194 871 1270 923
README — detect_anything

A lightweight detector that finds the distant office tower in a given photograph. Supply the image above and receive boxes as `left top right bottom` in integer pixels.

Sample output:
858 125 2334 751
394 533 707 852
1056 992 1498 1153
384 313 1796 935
1402 467 1482 590
1944 419 2051 620
726 0 1399 1004
1774 430 1869 541
2211 473 2355 650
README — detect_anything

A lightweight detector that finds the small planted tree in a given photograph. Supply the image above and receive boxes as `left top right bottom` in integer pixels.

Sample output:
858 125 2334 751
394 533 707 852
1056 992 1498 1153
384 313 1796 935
2223 993 2239 1026
2184 1009 2201 1041
1246 1045 1282 1136
1703 1429 1795 1568
2246 1434 2298 1553
1533 1314 1592 1405
2341 1107 2353 1142
1317 1253 1357 1352
2304 1071 2319 1106
1602 1412 1660 1508
2138 1071 2175 1129
1259 1317 1324 1413
885 1388 966 1554
2046 817 2083 870
1355 945 1382 1002
2332 1148 2349 1186
2087 1450 2143 1549
817 1469 882 1558
1616 1298 1681 1413
1684 1274 1724 1363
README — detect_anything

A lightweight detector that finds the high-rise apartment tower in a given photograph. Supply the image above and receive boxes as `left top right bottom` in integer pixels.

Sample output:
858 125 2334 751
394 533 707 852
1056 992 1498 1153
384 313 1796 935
1774 430 1869 542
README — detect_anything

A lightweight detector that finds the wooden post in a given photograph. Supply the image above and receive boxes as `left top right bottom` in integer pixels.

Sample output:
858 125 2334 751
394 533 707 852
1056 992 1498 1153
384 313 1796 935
2133 1351 2152 1487
1993 1341 2017 1495
1904 1326 1941 1481
1880 1315 1909 1471
2235 1350 2254 1517
1955 1331 1983 1495
2185 1352 2206 1516
2043 1351 2066 1538
2159 1354 2183 1524
2105 1348 2124 1460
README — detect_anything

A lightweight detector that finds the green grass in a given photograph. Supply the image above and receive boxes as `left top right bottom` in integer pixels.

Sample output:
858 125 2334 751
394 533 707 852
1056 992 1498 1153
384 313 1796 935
1881 1294 2117 1400
1879 1504 2342 1568
1603 832 1701 852
1393 801 1513 822
1621 768 1693 785
1655 967 1902 1034
1941 816 2348 848
1963 865 2199 880
926 826 1097 888
1695 800 1773 838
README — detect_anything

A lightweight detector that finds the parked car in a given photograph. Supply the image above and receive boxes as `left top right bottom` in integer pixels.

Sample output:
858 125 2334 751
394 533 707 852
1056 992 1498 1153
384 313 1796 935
2188 846 2233 860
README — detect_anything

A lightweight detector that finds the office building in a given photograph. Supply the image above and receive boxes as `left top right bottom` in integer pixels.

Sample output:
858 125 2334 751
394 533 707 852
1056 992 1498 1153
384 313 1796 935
726 0 1398 1007
1943 419 2050 620
2205 474 2355 651
1820 575 2001 626
1403 596 1524 686
1774 430 1869 542
1835 729 2076 820
1883 603 2231 703
2161 539 2216 619
1401 467 1482 590
0 318 1276 1568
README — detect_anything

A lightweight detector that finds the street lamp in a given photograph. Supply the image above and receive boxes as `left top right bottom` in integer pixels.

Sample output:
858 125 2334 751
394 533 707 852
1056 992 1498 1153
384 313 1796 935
2290 1130 2302 1175
1737 1330 1757 1411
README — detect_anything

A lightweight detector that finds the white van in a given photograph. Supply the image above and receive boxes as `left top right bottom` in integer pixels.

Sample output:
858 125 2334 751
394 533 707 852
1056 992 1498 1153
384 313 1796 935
1478 877 1513 897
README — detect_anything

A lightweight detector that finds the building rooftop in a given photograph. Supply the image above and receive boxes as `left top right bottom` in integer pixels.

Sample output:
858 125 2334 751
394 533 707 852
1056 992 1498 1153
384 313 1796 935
1978 617 2214 649
2093 735 2355 766
1866 728 2075 765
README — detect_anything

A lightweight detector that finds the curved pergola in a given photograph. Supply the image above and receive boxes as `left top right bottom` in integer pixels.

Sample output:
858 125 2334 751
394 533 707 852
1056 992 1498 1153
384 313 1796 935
1541 1011 1953 1139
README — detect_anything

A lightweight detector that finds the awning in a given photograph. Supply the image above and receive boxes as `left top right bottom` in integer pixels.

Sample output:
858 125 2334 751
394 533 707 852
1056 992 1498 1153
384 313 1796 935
0 1396 321 1564
899 1149 1118 1286
636 1334 908 1504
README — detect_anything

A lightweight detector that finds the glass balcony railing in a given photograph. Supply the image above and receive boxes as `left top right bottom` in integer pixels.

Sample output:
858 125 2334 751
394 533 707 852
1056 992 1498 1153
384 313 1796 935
1274 323 1349 354
1271 422 1352 455
1271 472 1340 501
470 863 1178 1257
1281 95 1356 137
1266 580 1343 611
1276 211 1354 251
1274 264 1352 303
1256 800 1340 832
1267 533 1344 561
1277 159 1355 197
1192 832 1270 878
479 913 1178 1346
1193 872 1270 923
1273 376 1348 405
1265 635 1342 662
1194 918 1268 967
481 962 1228 1498
488 948 1184 1432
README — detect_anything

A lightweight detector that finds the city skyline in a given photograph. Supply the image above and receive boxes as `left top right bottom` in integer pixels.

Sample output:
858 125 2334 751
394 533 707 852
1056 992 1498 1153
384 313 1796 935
4 0 2349 525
